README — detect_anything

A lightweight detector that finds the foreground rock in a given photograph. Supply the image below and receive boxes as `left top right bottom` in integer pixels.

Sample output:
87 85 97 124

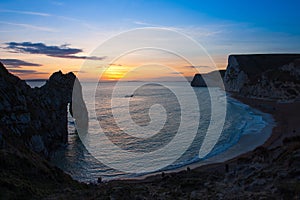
0 62 88 157
224 54 300 101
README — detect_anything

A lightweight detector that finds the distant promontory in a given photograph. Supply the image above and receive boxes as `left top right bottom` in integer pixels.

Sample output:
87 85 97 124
192 54 300 101
191 70 226 87
224 54 300 101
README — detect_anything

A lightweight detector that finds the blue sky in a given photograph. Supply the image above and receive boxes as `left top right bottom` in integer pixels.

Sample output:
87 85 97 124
0 0 299 79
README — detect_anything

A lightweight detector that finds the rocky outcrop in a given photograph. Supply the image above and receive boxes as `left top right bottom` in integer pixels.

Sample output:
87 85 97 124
224 54 300 101
0 62 88 157
191 70 226 87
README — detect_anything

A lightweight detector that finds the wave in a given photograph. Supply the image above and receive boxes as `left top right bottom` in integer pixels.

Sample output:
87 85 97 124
189 97 268 163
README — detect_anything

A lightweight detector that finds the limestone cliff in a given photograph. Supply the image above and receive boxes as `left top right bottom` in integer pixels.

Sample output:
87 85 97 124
224 54 300 101
0 62 88 157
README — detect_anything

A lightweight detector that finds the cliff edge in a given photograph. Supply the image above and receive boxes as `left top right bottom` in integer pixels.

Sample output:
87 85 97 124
224 54 300 101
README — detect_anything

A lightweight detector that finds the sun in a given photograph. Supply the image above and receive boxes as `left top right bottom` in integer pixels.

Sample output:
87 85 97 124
101 64 128 81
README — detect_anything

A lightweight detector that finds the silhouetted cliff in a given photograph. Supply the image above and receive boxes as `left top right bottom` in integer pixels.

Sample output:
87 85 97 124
224 54 300 101
191 70 226 87
0 62 88 157
0 62 89 198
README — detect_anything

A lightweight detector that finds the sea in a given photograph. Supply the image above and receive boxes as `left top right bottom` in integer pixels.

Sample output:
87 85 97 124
27 81 269 183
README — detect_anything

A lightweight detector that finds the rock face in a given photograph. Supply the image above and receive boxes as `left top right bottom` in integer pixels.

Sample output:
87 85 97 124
224 54 300 101
0 62 88 157
191 70 226 87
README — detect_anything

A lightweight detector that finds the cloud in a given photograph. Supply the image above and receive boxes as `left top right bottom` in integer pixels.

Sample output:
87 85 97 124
108 63 123 66
184 65 212 69
72 70 86 73
4 42 106 60
134 21 158 26
8 69 48 75
50 1 64 6
0 59 42 68
53 55 106 60
169 72 184 74
0 21 57 32
133 21 222 38
0 8 99 32
0 9 51 17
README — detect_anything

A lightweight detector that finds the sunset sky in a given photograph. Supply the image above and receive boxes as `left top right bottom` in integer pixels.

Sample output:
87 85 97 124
0 0 299 81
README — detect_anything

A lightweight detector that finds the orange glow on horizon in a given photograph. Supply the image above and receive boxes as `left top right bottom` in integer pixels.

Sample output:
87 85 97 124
101 64 128 81
2 55 227 81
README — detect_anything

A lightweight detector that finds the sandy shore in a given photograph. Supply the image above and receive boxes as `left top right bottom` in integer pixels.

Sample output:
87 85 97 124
119 95 300 183
187 96 300 171
120 96 276 180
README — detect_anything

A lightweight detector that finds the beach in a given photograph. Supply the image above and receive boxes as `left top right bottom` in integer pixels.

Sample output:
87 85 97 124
148 95 299 175
43 97 300 199
104 97 300 198
124 95 276 180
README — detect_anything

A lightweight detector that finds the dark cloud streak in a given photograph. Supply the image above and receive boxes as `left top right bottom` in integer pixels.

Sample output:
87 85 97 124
184 65 211 69
8 69 48 75
54 55 105 60
1 58 42 68
4 42 106 60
